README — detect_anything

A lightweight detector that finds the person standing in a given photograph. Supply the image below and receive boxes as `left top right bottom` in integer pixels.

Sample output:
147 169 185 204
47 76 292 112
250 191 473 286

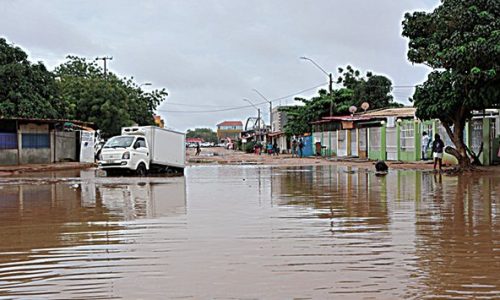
273 141 279 156
267 142 273 155
298 138 304 158
432 134 445 171
422 131 430 160
291 139 298 158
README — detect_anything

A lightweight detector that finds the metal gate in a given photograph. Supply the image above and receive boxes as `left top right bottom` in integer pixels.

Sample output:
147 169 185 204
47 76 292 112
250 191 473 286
386 127 398 160
351 129 358 157
358 128 368 159
471 120 483 156
338 130 347 157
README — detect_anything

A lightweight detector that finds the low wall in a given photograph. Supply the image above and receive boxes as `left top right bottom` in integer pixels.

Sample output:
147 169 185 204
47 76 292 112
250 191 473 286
0 150 18 166
55 132 77 162
20 149 51 164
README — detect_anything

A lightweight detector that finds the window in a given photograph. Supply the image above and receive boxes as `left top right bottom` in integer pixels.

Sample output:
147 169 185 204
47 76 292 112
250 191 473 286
22 133 50 149
400 123 414 151
0 133 17 150
135 138 146 148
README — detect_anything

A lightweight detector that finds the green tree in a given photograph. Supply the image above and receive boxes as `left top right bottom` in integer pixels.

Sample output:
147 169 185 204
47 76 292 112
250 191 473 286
186 128 218 143
337 66 398 110
0 38 65 118
403 0 499 168
283 66 399 135
55 56 167 136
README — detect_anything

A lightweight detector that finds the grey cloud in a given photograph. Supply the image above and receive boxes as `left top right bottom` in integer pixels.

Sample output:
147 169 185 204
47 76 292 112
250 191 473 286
0 0 438 131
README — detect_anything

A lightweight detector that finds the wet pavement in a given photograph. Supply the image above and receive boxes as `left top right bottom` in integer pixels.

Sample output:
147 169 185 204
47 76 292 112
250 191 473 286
0 166 499 299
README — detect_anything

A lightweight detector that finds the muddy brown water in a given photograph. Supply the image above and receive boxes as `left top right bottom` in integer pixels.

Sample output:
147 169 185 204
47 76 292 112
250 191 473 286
0 166 498 299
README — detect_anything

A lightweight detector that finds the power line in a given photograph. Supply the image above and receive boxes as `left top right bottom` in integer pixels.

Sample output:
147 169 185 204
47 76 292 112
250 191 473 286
163 102 239 108
157 82 329 114
156 82 420 114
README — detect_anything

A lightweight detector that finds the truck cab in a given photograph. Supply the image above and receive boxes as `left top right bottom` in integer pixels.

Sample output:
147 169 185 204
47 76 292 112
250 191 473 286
98 135 150 175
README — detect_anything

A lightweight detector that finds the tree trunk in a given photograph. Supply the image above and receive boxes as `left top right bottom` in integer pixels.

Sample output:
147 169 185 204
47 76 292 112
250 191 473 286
442 120 472 170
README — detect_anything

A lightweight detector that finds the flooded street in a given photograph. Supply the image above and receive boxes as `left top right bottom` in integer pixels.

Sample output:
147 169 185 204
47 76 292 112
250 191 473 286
0 166 499 299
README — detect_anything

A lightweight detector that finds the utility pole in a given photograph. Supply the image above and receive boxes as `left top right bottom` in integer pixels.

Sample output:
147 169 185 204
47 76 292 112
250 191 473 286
243 98 263 142
96 56 113 79
328 72 333 117
252 89 273 132
300 56 334 117
257 108 261 141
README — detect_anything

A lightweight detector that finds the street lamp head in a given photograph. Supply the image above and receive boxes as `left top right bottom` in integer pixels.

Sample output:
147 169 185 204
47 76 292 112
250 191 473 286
299 56 308 60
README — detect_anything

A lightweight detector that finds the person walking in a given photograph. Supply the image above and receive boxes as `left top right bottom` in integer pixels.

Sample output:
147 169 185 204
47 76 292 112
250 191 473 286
422 131 430 160
195 143 201 156
432 134 445 171
298 138 304 158
291 139 298 158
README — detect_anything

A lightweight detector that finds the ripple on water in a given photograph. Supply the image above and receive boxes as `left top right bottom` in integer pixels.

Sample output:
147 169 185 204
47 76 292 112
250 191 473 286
0 166 498 299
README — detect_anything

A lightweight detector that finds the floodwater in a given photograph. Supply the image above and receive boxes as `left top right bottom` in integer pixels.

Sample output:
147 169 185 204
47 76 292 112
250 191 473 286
0 166 499 299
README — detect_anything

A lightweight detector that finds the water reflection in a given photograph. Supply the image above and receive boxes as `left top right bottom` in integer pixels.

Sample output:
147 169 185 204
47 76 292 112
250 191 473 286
271 166 500 298
0 166 498 299
0 174 186 299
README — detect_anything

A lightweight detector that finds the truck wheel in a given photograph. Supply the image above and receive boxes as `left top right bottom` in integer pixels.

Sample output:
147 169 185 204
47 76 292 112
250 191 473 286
136 163 147 176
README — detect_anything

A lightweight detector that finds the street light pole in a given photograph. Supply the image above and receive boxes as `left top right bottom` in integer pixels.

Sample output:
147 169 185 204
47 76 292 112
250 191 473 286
300 56 334 116
243 98 262 142
252 89 273 132
96 56 113 79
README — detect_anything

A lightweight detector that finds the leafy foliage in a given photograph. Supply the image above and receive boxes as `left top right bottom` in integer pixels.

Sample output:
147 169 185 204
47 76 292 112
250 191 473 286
283 66 399 135
55 56 167 136
0 38 66 118
186 128 218 143
403 0 499 167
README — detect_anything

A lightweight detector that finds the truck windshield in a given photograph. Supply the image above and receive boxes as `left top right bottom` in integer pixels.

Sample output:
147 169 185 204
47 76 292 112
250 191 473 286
103 136 135 148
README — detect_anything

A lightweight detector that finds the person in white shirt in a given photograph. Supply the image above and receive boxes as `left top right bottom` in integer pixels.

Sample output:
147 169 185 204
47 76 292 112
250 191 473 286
422 132 430 160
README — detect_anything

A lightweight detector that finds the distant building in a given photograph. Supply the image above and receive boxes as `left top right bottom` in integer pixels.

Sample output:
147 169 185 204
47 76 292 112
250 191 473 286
271 106 290 133
269 106 291 153
186 137 203 144
216 121 243 141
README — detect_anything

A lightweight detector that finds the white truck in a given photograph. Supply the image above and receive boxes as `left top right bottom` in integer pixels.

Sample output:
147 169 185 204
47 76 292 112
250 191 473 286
98 126 186 175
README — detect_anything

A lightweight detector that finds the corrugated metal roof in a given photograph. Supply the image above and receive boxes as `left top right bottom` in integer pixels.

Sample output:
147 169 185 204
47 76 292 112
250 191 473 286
217 121 243 127
362 107 416 118
0 117 94 126
322 115 374 121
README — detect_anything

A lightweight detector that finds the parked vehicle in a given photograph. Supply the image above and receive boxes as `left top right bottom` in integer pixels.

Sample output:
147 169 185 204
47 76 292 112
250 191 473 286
200 142 214 147
98 126 185 176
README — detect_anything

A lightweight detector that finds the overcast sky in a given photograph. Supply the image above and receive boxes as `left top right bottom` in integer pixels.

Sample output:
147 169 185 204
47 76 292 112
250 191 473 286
1 0 439 131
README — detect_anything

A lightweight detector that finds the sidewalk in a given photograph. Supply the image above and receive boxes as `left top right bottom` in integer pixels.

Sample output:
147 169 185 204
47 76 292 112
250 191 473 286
0 162 95 176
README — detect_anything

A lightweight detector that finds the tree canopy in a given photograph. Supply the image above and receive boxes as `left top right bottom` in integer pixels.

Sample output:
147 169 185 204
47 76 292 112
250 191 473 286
55 56 167 136
403 0 499 167
0 38 66 119
186 128 218 143
283 66 400 135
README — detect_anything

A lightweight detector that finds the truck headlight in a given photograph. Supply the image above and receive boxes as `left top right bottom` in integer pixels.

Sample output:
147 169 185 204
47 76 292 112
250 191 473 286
122 151 130 159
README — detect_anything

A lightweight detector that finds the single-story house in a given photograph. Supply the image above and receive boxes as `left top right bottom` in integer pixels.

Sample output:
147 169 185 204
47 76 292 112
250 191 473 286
0 117 95 166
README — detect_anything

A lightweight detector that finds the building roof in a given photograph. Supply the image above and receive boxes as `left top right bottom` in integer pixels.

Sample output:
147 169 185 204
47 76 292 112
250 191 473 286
361 107 416 118
268 131 284 137
186 137 204 143
322 115 374 121
0 117 95 130
217 121 243 127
